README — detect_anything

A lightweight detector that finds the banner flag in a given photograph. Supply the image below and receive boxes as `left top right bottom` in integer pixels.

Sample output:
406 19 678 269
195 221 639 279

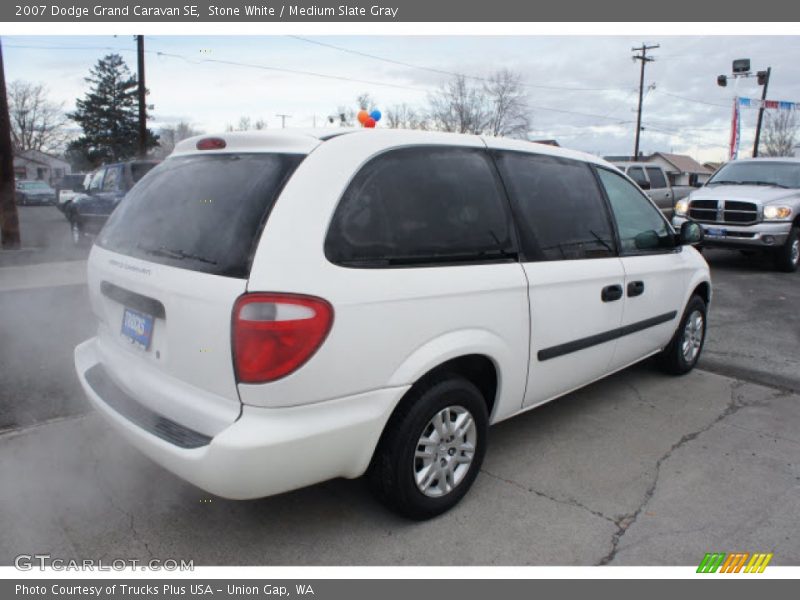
730 96 741 160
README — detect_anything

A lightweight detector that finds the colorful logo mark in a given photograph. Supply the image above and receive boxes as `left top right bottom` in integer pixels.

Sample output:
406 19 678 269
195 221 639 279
697 552 773 573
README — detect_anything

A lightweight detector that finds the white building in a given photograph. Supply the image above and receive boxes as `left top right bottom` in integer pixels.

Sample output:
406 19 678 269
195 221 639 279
13 149 71 185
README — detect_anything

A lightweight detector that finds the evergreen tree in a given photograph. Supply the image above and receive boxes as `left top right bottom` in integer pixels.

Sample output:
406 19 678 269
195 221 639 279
67 53 158 168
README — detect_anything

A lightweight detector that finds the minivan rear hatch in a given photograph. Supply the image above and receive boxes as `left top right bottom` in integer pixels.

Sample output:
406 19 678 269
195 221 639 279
87 148 307 436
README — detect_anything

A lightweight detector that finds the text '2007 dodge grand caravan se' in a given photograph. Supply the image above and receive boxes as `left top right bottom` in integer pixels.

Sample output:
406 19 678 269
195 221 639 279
75 130 710 519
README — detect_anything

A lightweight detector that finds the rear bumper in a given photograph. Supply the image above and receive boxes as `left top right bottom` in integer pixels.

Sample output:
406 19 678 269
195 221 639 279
673 216 791 249
75 338 407 499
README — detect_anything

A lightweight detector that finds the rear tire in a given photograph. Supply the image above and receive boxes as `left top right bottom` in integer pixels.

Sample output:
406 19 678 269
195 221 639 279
773 226 799 273
658 295 707 375
367 374 488 520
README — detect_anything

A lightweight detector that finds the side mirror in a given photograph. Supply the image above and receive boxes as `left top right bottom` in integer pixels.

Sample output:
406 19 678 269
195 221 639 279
634 230 660 250
680 221 704 245
639 180 651 190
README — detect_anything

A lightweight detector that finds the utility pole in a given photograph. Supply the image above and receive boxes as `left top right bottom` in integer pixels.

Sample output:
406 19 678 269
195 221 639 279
752 67 771 157
276 114 291 129
0 38 20 249
136 35 147 158
632 43 659 159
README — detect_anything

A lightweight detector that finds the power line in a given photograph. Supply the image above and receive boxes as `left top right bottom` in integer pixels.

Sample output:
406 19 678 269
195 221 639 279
153 50 430 93
654 89 729 108
3 43 432 93
289 35 632 93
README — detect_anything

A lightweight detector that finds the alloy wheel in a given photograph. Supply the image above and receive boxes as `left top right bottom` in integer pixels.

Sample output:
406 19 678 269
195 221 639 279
413 405 477 498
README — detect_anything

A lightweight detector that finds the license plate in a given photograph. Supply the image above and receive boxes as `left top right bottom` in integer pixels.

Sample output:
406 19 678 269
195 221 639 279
705 227 727 238
121 308 154 350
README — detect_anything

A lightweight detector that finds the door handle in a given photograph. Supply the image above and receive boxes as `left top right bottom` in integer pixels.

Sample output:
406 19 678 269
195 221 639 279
601 284 623 302
627 281 645 297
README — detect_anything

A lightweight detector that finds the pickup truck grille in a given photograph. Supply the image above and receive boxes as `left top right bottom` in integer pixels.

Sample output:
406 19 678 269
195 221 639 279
688 200 758 225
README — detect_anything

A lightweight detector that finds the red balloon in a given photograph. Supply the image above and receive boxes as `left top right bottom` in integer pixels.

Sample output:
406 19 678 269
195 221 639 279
364 117 377 128
357 110 369 124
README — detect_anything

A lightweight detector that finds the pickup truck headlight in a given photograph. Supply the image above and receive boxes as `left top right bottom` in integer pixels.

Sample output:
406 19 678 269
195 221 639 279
675 199 689 216
763 205 792 220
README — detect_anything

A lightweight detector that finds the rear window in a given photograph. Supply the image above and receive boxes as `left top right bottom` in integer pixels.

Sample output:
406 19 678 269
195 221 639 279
97 153 304 278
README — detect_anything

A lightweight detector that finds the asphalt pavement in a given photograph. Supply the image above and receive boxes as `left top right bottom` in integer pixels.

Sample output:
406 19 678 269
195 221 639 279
0 206 798 566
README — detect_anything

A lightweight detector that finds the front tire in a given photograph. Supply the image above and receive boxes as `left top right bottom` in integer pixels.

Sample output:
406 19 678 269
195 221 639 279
658 295 707 375
774 226 799 273
368 374 488 520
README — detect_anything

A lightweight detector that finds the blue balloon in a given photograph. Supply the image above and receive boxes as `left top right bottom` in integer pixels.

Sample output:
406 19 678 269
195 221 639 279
370 109 382 122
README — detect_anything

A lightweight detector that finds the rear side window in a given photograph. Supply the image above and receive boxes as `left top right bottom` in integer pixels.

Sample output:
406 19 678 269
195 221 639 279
627 167 648 187
494 151 615 261
325 146 514 267
97 153 304 278
646 167 668 189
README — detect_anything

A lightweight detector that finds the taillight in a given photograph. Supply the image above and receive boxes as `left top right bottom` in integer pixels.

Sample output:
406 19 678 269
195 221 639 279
232 293 333 383
196 137 226 150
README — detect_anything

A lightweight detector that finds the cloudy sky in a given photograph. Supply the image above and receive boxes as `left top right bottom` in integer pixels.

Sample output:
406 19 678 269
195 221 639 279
5 35 800 162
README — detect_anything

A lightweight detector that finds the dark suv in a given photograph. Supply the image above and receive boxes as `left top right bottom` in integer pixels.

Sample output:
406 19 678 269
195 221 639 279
67 160 159 246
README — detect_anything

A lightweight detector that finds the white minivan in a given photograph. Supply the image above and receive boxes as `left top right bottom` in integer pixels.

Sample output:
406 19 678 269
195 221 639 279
75 130 710 519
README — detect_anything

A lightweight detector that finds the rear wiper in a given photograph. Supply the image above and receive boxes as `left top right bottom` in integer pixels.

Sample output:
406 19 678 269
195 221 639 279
137 243 218 265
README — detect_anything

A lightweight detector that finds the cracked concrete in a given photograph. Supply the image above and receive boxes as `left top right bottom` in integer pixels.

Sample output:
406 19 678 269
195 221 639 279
1 366 797 565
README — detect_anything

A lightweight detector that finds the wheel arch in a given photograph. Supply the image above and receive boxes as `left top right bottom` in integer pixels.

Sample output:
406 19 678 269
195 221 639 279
386 329 516 422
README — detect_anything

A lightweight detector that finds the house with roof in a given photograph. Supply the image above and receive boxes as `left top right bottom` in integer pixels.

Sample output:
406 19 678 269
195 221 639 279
645 152 713 187
13 149 71 185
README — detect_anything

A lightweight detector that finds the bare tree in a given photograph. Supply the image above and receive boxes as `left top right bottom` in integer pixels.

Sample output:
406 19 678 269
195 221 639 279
154 121 203 158
762 110 799 157
8 80 69 153
356 93 376 112
225 116 268 132
425 71 531 138
385 103 427 130
483 69 531 139
427 75 488 134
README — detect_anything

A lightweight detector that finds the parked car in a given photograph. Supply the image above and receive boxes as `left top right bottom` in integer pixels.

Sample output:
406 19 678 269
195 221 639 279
74 130 710 519
15 180 56 205
673 157 800 272
67 160 159 246
55 172 90 213
612 162 695 218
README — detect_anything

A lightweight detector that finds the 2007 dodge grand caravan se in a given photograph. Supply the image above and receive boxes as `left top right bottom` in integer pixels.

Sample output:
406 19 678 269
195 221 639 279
75 129 710 519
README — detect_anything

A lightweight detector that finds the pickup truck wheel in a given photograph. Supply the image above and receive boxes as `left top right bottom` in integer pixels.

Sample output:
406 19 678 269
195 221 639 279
367 374 488 520
658 295 707 375
774 227 799 273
